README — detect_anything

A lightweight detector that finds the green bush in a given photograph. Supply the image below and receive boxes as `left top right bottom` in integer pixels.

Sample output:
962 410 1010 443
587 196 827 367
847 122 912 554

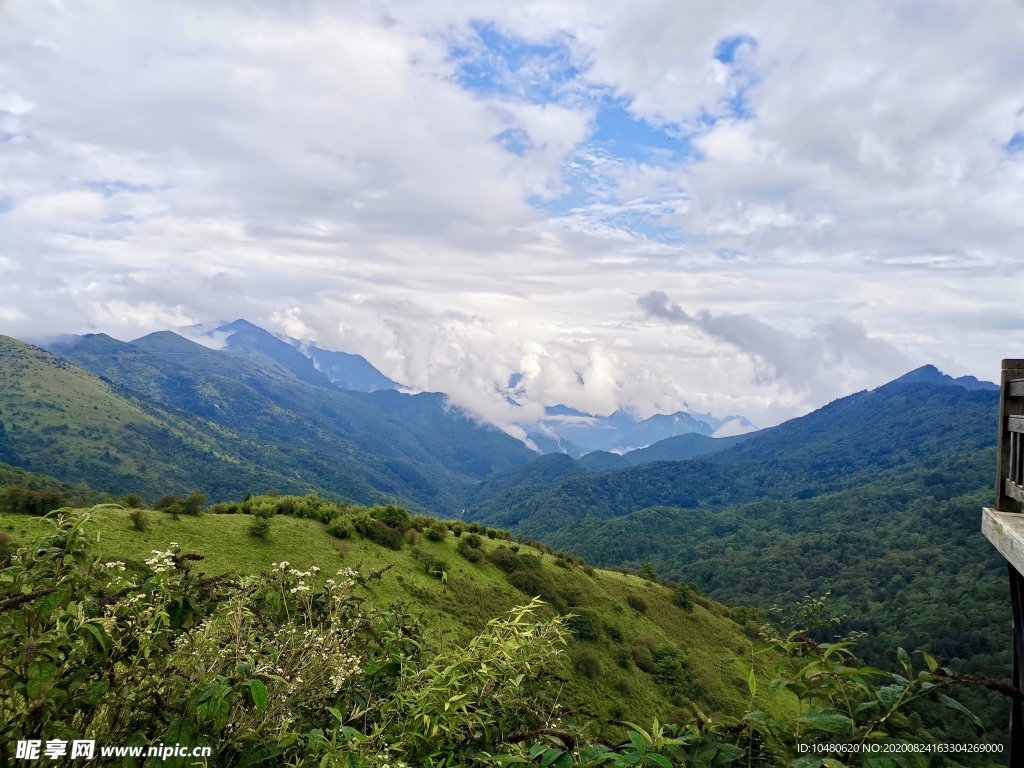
119 492 145 509
566 610 601 641
182 489 206 516
153 493 180 510
370 504 410 532
409 515 432 532
327 516 355 539
464 533 483 549
367 521 404 550
631 637 658 674
615 647 633 668
603 622 623 642
575 649 601 679
626 594 648 614
425 523 446 542
128 508 148 532
672 584 694 612
487 546 521 573
248 515 270 541
0 485 66 515
457 539 484 564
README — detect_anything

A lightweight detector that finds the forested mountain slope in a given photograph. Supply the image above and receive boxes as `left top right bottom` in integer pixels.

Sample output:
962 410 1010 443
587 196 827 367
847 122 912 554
470 381 998 537
1 333 536 512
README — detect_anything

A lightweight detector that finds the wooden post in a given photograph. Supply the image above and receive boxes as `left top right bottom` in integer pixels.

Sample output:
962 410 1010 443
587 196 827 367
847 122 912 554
996 360 1024 514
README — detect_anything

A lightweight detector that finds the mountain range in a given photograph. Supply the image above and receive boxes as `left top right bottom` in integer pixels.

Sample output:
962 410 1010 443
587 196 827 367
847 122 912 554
0 320 1010 744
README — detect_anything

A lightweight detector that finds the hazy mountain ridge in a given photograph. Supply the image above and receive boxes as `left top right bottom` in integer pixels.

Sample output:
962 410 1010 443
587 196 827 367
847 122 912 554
527 405 757 457
469 378 999 537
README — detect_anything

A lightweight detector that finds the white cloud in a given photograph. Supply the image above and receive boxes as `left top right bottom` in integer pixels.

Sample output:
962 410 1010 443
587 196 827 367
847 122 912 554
0 0 1021 432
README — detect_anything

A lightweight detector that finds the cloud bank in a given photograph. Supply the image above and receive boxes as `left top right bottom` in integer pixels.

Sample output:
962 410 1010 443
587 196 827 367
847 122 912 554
1 0 1022 429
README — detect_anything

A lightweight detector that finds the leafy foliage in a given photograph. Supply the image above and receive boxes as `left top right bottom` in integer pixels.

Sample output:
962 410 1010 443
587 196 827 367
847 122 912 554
0 509 990 767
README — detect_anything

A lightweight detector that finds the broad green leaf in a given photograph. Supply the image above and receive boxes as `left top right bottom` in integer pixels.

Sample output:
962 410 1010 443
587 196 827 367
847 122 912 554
529 744 548 760
26 659 56 700
541 748 564 768
165 717 197 747
628 731 648 753
747 666 757 698
79 622 109 655
711 743 744 765
798 708 854 735
646 755 674 768
938 693 983 727
247 679 268 712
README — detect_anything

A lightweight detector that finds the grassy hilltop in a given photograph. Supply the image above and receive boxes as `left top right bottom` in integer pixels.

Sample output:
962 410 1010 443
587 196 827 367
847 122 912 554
0 499 788 736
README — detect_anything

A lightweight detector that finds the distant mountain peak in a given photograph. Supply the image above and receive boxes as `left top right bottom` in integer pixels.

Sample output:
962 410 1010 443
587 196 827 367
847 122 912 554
890 364 998 392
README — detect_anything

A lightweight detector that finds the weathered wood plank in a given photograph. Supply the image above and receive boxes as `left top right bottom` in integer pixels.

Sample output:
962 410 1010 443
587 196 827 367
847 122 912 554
1007 481 1024 506
982 508 1024 577
998 361 1024 512
1009 416 1024 434
1010 380 1024 397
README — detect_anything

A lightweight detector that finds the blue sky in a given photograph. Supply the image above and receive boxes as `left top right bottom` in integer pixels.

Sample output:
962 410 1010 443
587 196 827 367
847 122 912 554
449 22 739 242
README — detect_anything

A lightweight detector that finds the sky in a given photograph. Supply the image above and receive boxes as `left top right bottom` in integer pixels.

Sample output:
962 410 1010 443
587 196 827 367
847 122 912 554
1 0 1023 433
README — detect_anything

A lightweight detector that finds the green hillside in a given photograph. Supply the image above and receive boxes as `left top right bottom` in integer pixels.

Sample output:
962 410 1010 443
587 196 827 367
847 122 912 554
0 502 791 736
1 332 538 514
0 335 312 501
550 447 1009 742
57 331 536 513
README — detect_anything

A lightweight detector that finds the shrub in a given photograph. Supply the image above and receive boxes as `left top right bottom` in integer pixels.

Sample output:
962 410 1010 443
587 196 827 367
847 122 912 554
613 678 633 697
566 610 600 641
409 515 432 532
626 595 648 614
182 489 206 516
206 501 240 514
0 485 66 515
327 517 355 539
488 546 521 573
248 515 270 540
119 492 145 509
370 504 410 532
452 524 463 537
128 508 148 532
0 530 14 560
405 528 421 545
506 570 565 612
671 584 694 612
631 638 658 674
425 523 446 542
575 650 601 679
615 648 633 669
366 521 404 550
464 533 483 549
486 529 496 540
653 646 687 691
457 540 484 564
153 493 180 511
509 543 520 553
603 623 623 642
516 554 542 571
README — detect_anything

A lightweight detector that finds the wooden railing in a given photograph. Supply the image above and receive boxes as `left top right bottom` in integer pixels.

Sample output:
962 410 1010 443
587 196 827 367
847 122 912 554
988 359 1024 762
